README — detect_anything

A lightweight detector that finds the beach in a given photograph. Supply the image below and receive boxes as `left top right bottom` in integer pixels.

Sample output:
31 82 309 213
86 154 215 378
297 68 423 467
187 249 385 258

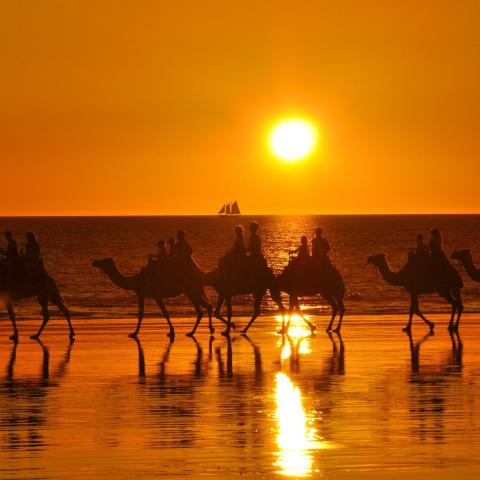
1 314 479 479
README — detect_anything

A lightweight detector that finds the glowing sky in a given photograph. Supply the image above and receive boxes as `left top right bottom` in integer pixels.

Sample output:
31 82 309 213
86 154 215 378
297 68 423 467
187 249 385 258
1 1 479 215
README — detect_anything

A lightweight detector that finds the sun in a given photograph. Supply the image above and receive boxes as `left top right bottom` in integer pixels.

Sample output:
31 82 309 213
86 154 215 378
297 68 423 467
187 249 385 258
269 118 318 162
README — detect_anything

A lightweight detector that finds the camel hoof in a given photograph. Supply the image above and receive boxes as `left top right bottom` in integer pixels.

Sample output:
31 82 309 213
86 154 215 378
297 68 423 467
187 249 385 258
221 330 231 337
185 331 195 338
167 331 175 338
128 332 138 339
69 333 76 340
10 333 19 341
428 322 435 331
209 328 215 335
30 334 40 340
311 325 317 332
325 327 332 333
240 330 248 336
333 327 341 333
402 326 411 333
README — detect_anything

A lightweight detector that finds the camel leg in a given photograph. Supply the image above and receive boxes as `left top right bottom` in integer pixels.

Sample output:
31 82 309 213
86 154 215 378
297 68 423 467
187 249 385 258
412 296 434 332
5 301 19 341
154 297 175 338
31 300 50 340
333 299 346 333
454 290 463 331
241 294 262 334
53 300 75 339
221 296 233 336
402 294 417 332
214 295 230 326
324 295 338 333
440 290 457 331
129 296 145 338
200 297 215 335
294 299 316 333
186 303 203 337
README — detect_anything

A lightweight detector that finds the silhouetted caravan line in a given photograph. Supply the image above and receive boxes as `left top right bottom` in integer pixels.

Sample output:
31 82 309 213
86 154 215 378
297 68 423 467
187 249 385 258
452 250 480 282
0 231 74 341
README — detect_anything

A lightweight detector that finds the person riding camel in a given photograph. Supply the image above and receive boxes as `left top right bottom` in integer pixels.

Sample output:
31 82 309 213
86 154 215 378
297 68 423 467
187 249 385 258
147 240 168 285
167 237 175 256
428 228 454 280
290 235 310 262
312 227 331 269
220 225 247 285
2 230 19 284
247 221 267 278
21 231 42 285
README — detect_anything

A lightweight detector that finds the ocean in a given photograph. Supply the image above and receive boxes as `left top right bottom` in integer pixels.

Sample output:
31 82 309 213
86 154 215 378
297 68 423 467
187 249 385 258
0 215 479 320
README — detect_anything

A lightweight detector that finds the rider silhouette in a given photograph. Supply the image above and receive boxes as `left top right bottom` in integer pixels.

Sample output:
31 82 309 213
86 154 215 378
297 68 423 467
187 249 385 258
3 230 19 284
312 227 330 267
22 232 42 285
290 236 310 261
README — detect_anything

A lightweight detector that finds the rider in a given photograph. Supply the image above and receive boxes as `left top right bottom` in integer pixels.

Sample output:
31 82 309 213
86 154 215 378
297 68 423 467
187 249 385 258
167 237 175 256
221 225 247 284
290 235 310 261
147 240 168 285
247 221 267 277
416 233 427 255
3 230 19 284
312 227 330 266
428 228 452 279
22 232 42 284
174 230 193 260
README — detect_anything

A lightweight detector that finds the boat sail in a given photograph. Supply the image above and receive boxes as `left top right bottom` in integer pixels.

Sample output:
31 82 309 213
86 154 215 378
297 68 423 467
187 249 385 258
218 201 241 215
231 201 240 215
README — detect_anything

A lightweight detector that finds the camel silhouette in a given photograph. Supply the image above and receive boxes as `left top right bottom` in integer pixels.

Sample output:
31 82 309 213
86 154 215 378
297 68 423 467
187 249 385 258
452 249 480 282
271 261 346 333
0 273 74 341
92 258 212 338
367 253 463 332
202 265 284 336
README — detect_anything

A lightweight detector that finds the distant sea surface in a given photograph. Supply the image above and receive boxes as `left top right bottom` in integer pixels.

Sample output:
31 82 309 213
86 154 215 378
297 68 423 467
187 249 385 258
0 215 479 319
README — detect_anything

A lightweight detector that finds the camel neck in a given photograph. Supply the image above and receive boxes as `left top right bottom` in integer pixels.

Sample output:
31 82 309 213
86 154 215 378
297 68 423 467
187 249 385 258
375 258 404 287
106 265 139 291
460 255 480 282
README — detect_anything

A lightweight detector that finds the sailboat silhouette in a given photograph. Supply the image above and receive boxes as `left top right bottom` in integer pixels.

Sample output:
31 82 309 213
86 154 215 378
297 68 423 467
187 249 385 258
218 201 241 215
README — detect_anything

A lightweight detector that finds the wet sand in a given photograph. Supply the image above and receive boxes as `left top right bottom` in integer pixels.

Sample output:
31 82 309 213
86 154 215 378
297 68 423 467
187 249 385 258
1 314 480 479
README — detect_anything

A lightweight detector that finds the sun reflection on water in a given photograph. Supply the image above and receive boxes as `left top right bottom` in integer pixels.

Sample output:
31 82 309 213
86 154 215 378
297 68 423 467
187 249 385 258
274 372 329 477
274 314 330 477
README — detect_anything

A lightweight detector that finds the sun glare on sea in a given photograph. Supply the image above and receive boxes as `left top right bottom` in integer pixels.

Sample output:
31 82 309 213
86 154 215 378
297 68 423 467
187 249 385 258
269 119 318 162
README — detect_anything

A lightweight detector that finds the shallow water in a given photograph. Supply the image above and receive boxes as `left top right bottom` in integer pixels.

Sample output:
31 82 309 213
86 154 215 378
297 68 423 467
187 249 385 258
1 315 479 479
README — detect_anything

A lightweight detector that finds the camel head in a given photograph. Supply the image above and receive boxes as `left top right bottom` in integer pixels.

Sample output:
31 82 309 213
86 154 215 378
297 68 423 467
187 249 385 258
92 258 116 273
367 253 386 267
451 249 472 263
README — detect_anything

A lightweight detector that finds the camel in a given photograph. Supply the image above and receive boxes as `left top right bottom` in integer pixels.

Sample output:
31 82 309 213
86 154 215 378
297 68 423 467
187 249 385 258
92 258 212 338
0 269 75 341
367 253 463 332
271 260 346 333
201 264 284 336
452 249 480 282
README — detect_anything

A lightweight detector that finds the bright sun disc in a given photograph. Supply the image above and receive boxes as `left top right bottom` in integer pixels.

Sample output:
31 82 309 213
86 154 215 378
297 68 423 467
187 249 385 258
269 119 317 162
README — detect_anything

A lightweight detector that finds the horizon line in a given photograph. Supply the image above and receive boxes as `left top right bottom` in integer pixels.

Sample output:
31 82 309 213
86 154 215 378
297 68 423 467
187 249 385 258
1 212 480 218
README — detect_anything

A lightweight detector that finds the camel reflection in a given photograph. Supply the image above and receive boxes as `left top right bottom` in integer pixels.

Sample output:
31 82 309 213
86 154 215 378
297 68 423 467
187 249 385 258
0 339 74 452
406 330 463 443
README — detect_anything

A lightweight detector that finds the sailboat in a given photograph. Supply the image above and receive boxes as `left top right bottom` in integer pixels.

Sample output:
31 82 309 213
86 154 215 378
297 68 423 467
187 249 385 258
218 201 241 215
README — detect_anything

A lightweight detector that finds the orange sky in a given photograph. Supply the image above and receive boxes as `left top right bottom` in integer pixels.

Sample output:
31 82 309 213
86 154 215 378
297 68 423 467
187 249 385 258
1 1 479 215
